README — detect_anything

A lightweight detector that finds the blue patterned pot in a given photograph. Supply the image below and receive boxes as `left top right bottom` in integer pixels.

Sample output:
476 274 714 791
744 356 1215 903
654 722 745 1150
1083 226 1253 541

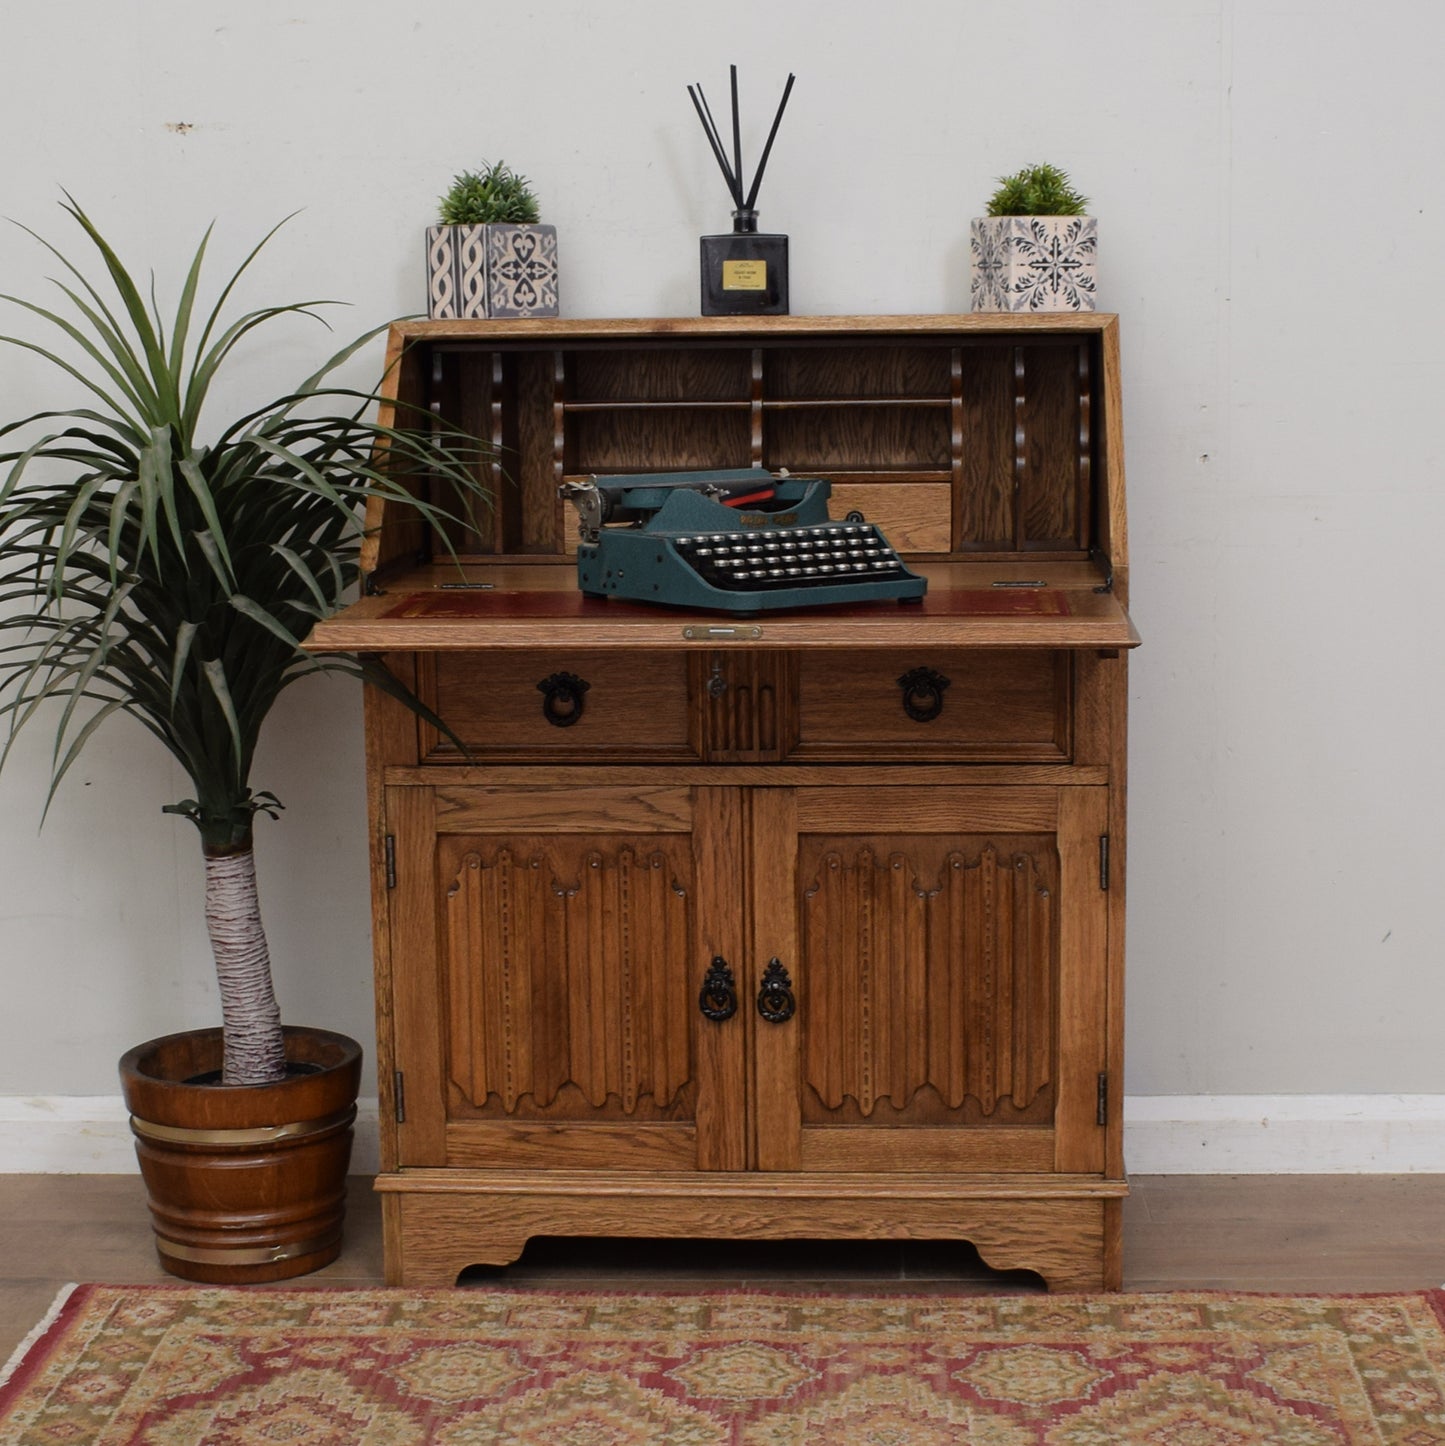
426 223 560 320
970 215 1097 313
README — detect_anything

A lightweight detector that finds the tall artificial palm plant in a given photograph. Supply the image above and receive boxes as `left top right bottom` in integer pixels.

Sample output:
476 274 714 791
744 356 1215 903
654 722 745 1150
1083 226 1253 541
0 200 487 1086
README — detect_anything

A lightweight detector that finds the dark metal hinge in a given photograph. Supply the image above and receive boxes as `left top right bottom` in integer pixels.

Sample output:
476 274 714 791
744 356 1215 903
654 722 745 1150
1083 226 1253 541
1090 545 1115 593
384 834 397 890
1096 1072 1109 1127
1099 834 1110 891
394 1070 407 1124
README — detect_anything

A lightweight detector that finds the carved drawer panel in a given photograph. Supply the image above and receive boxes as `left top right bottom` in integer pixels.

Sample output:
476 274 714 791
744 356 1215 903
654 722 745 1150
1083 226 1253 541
419 650 694 762
791 649 1070 762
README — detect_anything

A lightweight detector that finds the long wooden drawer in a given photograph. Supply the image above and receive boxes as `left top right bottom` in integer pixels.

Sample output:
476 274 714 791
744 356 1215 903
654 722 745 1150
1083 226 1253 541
789 649 1070 762
419 650 694 762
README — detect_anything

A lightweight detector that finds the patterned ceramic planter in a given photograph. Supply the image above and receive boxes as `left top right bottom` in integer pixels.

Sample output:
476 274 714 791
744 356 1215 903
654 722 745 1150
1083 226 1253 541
970 215 1097 313
426 223 560 320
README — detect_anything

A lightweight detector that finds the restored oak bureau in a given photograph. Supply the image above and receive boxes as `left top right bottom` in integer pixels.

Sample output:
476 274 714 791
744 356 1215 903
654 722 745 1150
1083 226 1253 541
307 314 1139 1290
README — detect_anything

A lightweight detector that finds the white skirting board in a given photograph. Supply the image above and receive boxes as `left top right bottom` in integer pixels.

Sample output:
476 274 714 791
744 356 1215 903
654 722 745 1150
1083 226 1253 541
1 1095 1443 1174
1122 1095 1445 1174
0 1096 382 1175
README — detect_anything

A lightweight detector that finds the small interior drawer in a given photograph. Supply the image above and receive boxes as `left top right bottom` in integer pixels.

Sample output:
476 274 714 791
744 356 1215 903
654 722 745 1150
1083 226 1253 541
790 649 1070 762
420 650 694 762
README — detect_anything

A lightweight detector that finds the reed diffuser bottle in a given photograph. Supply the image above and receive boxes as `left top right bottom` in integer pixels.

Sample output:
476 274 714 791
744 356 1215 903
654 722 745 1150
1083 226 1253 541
689 67 795 316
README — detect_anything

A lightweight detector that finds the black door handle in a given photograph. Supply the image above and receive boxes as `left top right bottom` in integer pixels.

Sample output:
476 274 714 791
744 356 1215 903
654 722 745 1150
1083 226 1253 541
698 957 738 1021
537 671 589 727
756 959 795 1023
897 666 950 723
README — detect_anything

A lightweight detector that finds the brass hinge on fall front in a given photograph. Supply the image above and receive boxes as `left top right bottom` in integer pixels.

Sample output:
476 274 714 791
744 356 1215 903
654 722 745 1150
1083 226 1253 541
384 834 397 890
394 1070 407 1124
1097 1072 1109 1127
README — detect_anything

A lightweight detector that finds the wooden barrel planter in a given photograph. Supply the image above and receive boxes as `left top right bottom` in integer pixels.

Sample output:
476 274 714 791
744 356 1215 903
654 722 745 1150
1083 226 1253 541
118 1026 362 1283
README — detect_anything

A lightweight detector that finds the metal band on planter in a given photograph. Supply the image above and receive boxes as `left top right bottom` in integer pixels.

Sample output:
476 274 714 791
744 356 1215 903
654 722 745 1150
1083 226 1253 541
155 1229 343 1267
128 1104 357 1148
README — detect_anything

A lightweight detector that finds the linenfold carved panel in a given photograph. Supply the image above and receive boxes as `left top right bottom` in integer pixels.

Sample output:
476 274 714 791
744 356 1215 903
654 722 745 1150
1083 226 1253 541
440 837 695 1117
799 838 1056 1119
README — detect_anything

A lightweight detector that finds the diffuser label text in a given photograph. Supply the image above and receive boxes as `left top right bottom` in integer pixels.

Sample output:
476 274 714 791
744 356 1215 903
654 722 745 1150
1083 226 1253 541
722 260 768 291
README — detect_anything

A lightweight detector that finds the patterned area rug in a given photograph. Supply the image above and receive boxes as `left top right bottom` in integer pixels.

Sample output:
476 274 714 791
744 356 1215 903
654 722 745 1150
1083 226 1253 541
3 1285 1444 1444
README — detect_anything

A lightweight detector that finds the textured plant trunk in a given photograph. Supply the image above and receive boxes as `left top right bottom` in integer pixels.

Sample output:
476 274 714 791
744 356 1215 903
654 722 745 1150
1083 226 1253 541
204 845 287 1085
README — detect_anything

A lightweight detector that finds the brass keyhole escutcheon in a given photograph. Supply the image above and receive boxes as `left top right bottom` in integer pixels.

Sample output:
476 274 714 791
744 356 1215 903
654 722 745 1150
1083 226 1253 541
537 671 590 727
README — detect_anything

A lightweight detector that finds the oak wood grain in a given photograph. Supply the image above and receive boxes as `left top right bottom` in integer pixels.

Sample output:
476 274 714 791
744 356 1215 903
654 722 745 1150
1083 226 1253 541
339 316 1135 1293
306 563 1139 654
378 1170 1120 1291
419 648 694 763
432 785 693 833
386 786 446 1165
793 648 1068 763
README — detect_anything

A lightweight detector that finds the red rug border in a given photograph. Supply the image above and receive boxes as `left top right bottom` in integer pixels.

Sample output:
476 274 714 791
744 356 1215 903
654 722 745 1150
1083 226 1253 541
0 1284 89 1410
5 1284 1443 1422
5 1289 1440 1422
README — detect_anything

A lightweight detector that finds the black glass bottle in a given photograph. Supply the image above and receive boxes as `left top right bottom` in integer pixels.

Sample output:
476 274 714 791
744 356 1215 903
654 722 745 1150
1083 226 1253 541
700 209 789 316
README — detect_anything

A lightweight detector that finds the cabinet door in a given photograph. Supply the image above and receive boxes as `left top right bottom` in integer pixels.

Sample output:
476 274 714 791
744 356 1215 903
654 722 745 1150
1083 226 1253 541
386 783 746 1172
750 786 1108 1175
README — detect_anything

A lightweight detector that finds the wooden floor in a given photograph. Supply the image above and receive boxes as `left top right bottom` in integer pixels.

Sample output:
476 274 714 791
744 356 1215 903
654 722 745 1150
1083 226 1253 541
3 1174 1442 1365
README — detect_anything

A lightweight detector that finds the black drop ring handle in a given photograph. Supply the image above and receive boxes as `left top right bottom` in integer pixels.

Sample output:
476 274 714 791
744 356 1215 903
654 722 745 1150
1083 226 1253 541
699 957 738 1022
897 666 951 723
537 671 590 727
757 958 796 1023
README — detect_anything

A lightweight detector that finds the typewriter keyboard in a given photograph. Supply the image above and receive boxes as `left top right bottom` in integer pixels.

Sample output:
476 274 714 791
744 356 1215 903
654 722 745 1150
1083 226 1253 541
672 523 914 592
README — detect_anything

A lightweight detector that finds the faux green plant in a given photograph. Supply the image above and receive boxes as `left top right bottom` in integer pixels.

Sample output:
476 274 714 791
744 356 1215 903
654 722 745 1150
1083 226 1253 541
985 163 1089 217
0 198 490 1086
437 162 541 226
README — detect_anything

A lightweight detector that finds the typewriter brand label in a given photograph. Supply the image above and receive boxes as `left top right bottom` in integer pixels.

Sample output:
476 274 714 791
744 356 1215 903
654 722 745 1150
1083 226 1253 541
739 511 797 528
722 259 768 291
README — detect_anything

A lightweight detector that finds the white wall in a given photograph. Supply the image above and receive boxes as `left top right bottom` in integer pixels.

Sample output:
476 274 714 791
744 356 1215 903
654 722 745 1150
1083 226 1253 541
1 2 1442 1131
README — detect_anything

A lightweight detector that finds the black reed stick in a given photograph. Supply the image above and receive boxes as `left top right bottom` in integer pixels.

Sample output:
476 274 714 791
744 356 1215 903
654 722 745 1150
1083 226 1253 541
688 67 796 214
730 65 745 209
698 85 742 206
743 73 796 211
687 84 740 205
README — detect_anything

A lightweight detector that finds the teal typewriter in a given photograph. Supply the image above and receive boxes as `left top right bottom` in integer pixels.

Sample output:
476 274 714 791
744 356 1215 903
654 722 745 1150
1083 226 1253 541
559 468 927 614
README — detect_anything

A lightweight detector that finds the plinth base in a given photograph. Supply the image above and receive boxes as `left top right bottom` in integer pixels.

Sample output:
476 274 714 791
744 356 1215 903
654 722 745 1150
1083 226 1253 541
375 1169 1126 1292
